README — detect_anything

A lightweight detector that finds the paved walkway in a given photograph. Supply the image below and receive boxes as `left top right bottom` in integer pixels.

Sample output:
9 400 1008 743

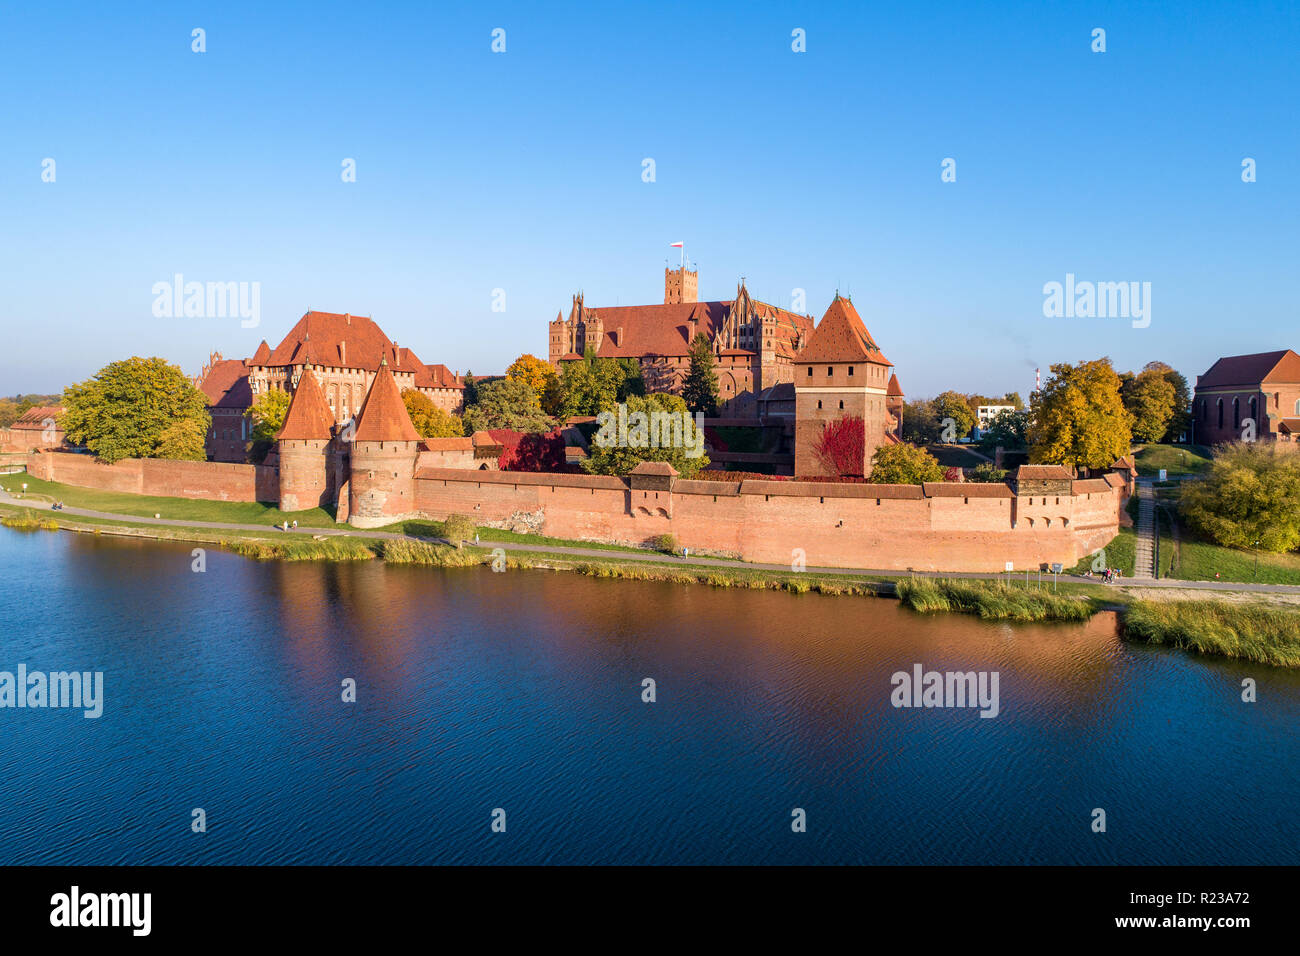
1133 480 1157 580
4 488 1300 596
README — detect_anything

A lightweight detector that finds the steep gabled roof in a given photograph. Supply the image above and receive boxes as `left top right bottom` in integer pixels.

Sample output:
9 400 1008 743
251 340 272 364
352 361 421 442
257 311 424 374
1197 349 1300 389
796 295 891 365
197 359 252 409
887 373 904 397
577 298 814 360
11 405 64 428
275 369 335 441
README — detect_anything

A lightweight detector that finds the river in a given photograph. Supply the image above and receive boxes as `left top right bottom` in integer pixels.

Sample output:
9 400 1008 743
1 528 1295 864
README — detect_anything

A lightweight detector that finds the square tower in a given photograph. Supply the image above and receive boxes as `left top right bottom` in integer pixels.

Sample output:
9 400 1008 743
664 266 698 304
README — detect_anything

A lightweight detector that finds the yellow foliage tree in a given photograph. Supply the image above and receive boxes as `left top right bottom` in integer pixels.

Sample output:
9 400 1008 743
401 389 464 438
506 353 562 415
1028 359 1131 472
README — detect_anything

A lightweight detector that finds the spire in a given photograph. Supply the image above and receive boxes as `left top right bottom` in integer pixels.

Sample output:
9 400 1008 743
353 360 420 442
276 369 335 441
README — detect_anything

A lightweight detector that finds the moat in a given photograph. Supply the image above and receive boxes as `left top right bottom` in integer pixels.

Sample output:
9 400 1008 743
1 528 1296 865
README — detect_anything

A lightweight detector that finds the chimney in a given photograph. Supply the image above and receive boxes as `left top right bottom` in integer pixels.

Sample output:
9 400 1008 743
688 318 697 342
339 340 346 366
344 312 350 325
615 327 623 347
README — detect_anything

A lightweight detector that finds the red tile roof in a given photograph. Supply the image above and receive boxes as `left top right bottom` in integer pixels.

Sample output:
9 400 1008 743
1196 349 1300 389
251 340 271 365
1015 464 1074 480
578 298 813 360
352 361 421 442
887 373 904 397
1277 418 1300 434
630 460 678 476
795 295 891 366
275 369 335 441
197 359 252 409
11 405 63 429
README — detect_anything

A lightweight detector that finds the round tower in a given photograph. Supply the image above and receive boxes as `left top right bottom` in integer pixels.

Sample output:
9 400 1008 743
276 369 335 512
348 358 422 528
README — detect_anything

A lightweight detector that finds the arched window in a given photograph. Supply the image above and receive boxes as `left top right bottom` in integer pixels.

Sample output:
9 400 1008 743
1217 399 1223 428
838 400 844 409
1233 397 1240 429
1249 396 1257 421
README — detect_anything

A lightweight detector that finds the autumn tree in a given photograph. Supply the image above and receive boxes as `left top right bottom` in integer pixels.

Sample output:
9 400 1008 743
1028 359 1132 472
681 332 719 416
1143 361 1192 443
868 443 946 484
1180 444 1300 553
506 353 563 416
812 416 865 477
1121 367 1177 443
61 357 211 464
247 388 292 445
401 389 465 438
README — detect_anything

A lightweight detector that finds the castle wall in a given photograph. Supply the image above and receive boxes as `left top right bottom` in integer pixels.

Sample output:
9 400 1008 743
278 438 332 512
413 468 1123 572
26 451 278 503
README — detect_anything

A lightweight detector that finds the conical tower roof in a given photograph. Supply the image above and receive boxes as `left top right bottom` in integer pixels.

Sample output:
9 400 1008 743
276 369 335 440
797 294 890 365
353 359 420 442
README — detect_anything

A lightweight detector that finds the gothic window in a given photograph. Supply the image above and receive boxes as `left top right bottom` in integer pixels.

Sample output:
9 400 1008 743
839 400 844 410
1217 399 1223 427
1250 396 1256 421
1233 398 1240 429
817 400 823 409
848 367 854 376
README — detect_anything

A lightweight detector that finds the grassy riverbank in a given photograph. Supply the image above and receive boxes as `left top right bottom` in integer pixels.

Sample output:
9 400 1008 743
896 577 1093 621
1123 600 1300 668
4 498 1299 668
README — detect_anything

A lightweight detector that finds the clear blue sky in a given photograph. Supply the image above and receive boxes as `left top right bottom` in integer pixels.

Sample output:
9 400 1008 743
2 0 1296 398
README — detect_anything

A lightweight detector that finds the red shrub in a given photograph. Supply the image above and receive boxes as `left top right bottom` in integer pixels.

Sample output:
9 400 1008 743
813 416 865 477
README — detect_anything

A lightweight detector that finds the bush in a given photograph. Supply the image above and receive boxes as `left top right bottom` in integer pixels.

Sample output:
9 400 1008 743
650 533 677 554
442 513 478 547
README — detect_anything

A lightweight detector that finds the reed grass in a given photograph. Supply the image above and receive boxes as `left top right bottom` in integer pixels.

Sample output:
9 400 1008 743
1 510 59 532
1122 600 1300 668
896 577 1093 622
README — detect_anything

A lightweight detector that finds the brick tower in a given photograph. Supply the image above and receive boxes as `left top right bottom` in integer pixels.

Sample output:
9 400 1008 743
276 368 336 512
664 265 698 304
348 358 422 528
793 294 895 478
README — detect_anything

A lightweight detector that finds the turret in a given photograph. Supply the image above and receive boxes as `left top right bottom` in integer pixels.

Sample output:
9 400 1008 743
348 359 422 528
276 369 336 512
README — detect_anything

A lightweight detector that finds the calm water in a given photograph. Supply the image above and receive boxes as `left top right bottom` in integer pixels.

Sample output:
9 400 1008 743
0 527 1296 865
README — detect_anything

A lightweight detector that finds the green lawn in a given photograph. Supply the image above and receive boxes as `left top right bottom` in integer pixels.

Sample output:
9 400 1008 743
377 517 655 554
1068 526 1137 577
1 475 339 527
1151 496 1300 585
1133 443 1212 477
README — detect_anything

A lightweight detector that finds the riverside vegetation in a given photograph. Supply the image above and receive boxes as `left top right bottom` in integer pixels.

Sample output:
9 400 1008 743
3 499 1298 669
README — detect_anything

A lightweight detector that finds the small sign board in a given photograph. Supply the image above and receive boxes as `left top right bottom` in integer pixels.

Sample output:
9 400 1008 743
1158 468 1167 481
1004 561 1014 572
1051 563 1063 574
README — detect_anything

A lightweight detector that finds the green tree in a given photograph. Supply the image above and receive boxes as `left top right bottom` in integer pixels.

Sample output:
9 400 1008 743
1028 358 1131 472
681 333 719 416
1144 361 1192 443
901 398 941 444
968 462 1009 483
933 391 976 441
582 392 709 479
61 356 211 464
559 351 644 418
1122 367 1178 444
978 408 1028 450
868 443 946 484
462 378 553 433
1180 443 1300 553
401 389 465 438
